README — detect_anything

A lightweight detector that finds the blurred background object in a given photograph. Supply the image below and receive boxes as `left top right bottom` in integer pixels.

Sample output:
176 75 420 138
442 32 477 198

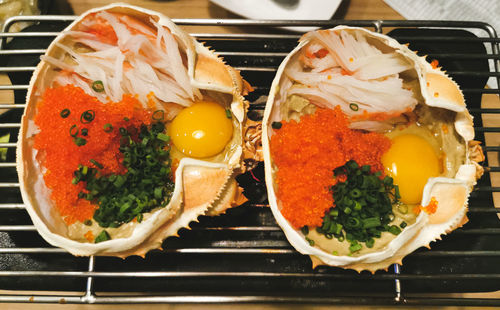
0 0 39 32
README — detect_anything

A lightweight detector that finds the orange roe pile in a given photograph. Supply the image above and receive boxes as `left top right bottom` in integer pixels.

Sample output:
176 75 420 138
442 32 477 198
270 106 391 229
33 85 152 225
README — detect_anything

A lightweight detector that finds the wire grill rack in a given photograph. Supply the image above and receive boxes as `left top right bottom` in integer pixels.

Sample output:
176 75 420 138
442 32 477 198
0 17 499 306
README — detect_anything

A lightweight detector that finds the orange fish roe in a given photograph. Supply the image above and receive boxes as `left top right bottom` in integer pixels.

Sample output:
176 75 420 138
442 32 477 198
270 106 391 229
84 230 94 242
33 85 152 225
414 197 438 215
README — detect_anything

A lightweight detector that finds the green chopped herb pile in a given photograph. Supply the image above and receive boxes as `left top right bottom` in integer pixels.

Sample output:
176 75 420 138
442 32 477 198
312 160 402 253
72 121 174 230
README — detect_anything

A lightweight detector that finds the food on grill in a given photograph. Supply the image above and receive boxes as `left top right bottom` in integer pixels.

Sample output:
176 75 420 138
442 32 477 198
263 26 484 271
17 4 255 257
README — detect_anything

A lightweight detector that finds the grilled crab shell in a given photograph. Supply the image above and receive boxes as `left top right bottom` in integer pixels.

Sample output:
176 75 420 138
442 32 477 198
17 4 252 256
262 26 484 272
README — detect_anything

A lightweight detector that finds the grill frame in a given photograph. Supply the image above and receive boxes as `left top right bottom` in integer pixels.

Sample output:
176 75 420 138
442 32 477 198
0 16 499 306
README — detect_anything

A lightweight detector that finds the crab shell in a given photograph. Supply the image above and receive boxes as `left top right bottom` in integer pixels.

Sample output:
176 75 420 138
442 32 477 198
17 3 253 257
262 26 484 272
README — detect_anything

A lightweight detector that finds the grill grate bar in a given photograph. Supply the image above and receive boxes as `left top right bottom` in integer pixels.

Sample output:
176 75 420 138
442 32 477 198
0 143 16 148
0 104 25 108
0 204 24 209
0 66 36 71
0 247 499 257
0 271 499 280
0 295 499 307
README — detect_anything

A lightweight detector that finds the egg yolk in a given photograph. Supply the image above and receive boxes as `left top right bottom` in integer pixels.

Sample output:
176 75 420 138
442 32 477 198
169 101 233 158
381 134 440 205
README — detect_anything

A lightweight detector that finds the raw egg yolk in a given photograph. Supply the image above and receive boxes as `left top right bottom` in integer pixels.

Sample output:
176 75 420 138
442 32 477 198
381 134 440 205
169 101 233 158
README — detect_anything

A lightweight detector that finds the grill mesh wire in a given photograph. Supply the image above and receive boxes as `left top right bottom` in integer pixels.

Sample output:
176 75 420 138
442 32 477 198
0 17 499 306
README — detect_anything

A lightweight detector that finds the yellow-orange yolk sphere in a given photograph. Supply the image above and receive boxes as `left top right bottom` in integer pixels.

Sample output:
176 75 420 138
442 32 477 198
381 134 440 205
169 101 233 158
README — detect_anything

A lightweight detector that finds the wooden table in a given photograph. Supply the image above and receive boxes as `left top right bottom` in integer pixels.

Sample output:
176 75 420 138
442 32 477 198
67 0 404 20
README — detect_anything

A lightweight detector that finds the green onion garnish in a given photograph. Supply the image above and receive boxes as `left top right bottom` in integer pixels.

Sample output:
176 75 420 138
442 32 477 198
400 221 407 229
90 159 103 169
72 121 175 229
92 80 104 92
389 225 402 235
349 242 362 253
152 110 164 121
271 121 282 129
301 226 309 235
225 109 232 119
94 230 110 243
74 137 87 146
60 109 70 118
103 123 113 133
84 220 93 226
69 124 79 137
81 128 88 136
305 237 315 246
157 133 170 142
123 117 129 122
318 160 401 252
349 103 359 111
80 110 95 124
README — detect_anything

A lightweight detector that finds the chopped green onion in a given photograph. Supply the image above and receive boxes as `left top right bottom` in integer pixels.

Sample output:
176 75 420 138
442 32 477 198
113 175 126 188
84 220 93 226
305 237 315 246
157 133 170 142
318 160 402 252
90 159 103 169
123 117 129 122
388 225 402 235
92 80 104 92
81 128 88 136
349 103 359 111
152 110 164 121
94 230 110 243
69 124 79 137
362 217 381 229
301 226 309 235
154 187 163 199
400 221 407 229
271 121 282 129
103 123 113 132
60 109 70 118
225 109 232 119
80 110 95 124
74 122 175 229
349 243 362 253
74 137 87 146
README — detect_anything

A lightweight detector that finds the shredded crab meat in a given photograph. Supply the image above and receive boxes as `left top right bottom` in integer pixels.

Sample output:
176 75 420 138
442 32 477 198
42 11 201 109
284 30 418 127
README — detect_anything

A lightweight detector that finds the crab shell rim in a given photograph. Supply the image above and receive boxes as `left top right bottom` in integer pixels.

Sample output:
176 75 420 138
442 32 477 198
16 3 248 256
262 26 478 268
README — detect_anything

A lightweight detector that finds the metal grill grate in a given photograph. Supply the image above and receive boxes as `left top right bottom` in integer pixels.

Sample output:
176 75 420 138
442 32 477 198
0 16 499 306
